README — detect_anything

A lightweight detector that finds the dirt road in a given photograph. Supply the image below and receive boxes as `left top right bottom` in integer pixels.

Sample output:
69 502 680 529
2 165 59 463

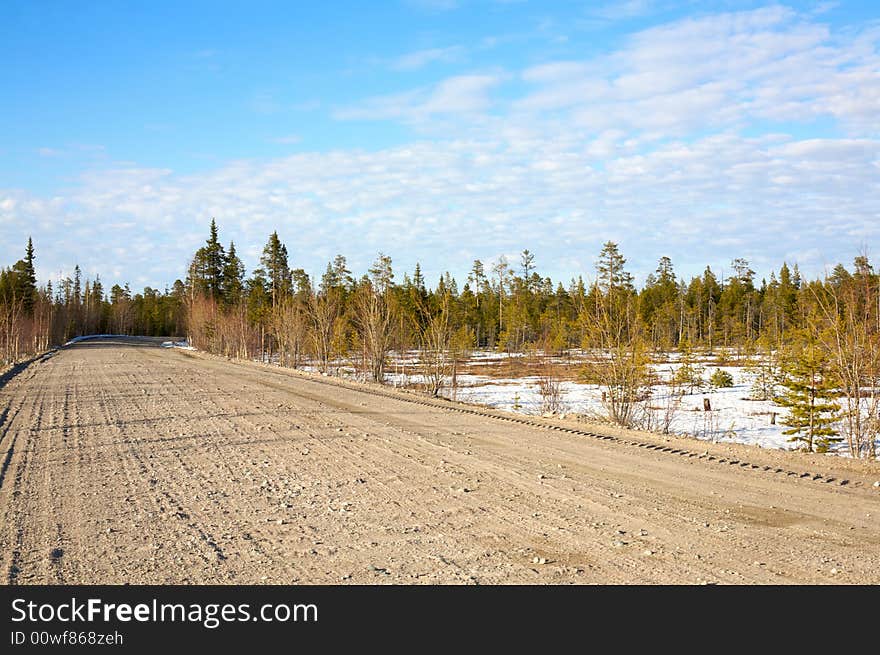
1 338 878 584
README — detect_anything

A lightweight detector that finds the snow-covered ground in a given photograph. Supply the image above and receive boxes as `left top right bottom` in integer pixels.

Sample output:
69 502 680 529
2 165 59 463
161 340 196 350
384 366 791 448
63 334 128 346
381 350 876 456
63 334 197 351
263 347 876 457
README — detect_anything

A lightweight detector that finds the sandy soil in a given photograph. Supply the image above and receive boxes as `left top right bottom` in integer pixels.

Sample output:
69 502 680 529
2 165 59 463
1 337 878 584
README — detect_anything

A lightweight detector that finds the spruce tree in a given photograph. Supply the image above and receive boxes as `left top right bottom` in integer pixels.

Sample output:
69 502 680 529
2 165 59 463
673 339 704 393
189 219 226 301
222 241 245 307
259 232 290 308
775 341 841 453
204 219 226 300
11 237 38 315
319 261 337 296
73 265 82 306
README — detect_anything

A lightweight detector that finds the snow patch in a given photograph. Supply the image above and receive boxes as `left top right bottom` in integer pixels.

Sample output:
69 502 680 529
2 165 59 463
63 334 128 346
162 340 196 350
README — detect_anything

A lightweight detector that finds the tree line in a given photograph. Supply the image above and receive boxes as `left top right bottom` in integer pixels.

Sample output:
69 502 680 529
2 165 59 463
2 222 878 457
0 238 185 362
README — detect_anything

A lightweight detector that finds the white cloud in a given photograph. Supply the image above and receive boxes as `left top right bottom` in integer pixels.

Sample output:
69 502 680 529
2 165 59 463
5 6 880 289
337 6 878 140
3 130 878 289
392 46 465 71
334 73 502 122
513 6 880 137
422 74 500 113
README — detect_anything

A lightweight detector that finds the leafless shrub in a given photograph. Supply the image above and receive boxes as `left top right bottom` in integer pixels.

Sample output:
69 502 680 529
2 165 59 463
353 281 395 384
657 368 684 434
307 289 340 374
537 362 565 414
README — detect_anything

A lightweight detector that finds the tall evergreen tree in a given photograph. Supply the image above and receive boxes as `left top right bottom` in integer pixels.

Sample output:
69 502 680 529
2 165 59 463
319 255 352 295
207 220 225 298
413 262 425 292
775 340 841 453
259 232 291 308
11 237 38 315
189 219 226 301
368 253 394 294
222 241 245 307
596 241 633 295
520 249 535 280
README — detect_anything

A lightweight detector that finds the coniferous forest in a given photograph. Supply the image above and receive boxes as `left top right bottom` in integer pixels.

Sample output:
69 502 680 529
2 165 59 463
2 221 878 458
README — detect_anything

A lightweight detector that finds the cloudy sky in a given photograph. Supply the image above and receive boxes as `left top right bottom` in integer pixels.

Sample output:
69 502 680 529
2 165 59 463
1 1 878 290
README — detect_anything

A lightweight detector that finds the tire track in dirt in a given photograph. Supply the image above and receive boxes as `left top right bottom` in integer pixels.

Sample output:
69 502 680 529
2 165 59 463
128 349 300 582
266 389 768 582
182 358 868 579
97 359 231 582
184 367 465 582
186 353 880 583
135 351 584 582
1 360 51 583
229 357 861 490
2 339 878 584
178 367 598 582
0 364 41 489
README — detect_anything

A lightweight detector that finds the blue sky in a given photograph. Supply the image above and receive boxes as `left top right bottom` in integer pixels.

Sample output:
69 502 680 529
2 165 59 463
1 1 878 289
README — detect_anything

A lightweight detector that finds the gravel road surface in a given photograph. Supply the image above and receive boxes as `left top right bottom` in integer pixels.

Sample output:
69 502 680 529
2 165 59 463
1 337 878 584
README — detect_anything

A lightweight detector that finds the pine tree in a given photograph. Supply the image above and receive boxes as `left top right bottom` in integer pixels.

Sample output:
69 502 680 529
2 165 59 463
469 260 486 292
319 255 351 295
656 256 675 286
732 258 755 286
775 341 841 453
520 249 535 280
596 241 633 295
746 334 779 400
291 268 311 297
332 255 352 290
778 262 798 330
368 253 394 294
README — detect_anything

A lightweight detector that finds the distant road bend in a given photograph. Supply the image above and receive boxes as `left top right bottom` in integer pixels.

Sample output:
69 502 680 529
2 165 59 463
1 336 878 584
